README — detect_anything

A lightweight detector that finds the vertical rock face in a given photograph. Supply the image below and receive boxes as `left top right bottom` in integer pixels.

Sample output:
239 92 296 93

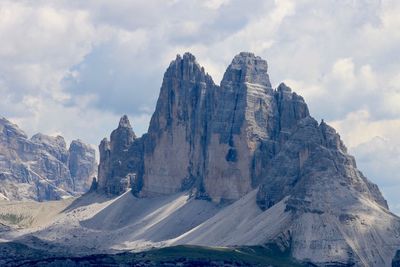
97 115 143 195
141 53 216 196
255 117 388 212
203 53 309 201
0 117 97 201
68 140 97 193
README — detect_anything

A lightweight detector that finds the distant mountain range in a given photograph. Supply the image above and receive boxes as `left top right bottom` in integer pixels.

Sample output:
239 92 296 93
0 117 97 201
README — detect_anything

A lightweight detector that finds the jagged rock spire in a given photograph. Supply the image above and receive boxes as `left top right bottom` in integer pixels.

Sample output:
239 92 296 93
222 52 272 88
111 115 136 150
118 114 132 128
98 115 142 195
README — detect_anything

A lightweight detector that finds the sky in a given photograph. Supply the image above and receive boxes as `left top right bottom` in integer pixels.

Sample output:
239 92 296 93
0 0 399 213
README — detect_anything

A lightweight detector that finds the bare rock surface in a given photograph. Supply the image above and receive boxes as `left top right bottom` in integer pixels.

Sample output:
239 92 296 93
98 115 143 195
0 117 97 201
68 140 97 193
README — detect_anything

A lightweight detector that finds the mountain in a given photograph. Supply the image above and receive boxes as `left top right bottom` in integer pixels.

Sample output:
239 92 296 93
0 117 97 201
98 52 310 201
1 53 399 267
93 52 400 266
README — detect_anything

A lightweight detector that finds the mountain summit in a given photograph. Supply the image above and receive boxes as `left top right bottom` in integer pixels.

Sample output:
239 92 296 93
92 52 400 266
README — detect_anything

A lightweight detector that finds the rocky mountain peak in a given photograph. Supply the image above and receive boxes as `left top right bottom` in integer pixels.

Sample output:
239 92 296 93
0 117 28 140
0 117 97 201
222 52 272 88
31 133 67 149
118 114 132 129
164 52 210 84
92 52 400 266
97 115 143 195
110 115 136 152
276 82 291 93
182 52 196 62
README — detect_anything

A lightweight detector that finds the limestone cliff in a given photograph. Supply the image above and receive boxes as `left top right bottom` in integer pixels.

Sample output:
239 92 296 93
98 115 143 195
142 53 216 197
68 140 97 193
0 117 97 201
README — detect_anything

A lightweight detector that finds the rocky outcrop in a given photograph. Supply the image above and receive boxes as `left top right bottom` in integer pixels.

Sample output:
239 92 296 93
256 117 388 211
97 115 143 195
68 140 97 193
141 53 216 197
0 117 97 201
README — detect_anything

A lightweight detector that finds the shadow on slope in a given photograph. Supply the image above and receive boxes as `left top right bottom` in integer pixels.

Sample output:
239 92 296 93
80 190 221 243
61 191 111 213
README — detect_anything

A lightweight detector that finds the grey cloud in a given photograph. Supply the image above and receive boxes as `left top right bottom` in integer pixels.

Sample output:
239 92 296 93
62 42 162 116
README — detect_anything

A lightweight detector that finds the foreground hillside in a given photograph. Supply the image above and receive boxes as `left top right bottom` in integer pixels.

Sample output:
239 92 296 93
0 189 399 266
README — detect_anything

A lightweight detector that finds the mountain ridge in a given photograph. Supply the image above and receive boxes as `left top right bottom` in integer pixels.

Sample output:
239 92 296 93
93 51 400 266
0 116 97 201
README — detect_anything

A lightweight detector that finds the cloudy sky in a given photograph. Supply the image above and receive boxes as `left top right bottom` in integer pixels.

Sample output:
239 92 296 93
1 0 399 213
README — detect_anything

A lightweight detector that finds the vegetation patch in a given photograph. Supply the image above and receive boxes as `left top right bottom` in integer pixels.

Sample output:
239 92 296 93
0 242 308 267
0 213 33 227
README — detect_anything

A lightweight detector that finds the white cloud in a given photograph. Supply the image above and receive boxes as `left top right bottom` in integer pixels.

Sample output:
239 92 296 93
330 109 400 148
0 1 96 108
203 0 230 10
350 137 400 214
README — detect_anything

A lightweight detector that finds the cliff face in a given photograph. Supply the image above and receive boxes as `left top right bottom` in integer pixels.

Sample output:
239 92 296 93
68 140 97 193
203 55 309 201
256 118 388 212
142 53 216 197
0 117 97 201
97 115 143 195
